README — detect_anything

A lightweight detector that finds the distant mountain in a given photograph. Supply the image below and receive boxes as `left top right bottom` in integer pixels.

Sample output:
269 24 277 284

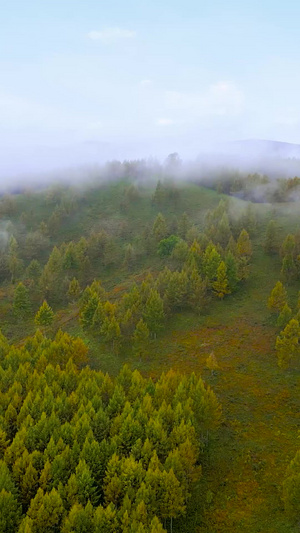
227 139 300 159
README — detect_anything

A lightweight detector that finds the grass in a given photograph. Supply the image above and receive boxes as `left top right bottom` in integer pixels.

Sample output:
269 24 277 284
3 179 300 531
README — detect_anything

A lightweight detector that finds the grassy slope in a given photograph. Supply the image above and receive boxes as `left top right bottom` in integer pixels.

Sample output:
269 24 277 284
80 194 300 532
5 182 300 531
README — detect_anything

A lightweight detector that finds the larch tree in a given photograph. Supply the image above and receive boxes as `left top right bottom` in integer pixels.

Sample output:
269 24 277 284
152 213 167 242
143 289 165 338
13 282 31 318
202 244 221 284
213 261 230 299
34 301 55 328
132 319 149 361
67 277 81 302
268 281 287 314
275 318 300 369
236 229 252 280
277 303 292 328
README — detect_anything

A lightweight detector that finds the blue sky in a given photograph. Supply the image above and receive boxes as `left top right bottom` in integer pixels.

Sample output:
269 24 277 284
1 0 300 164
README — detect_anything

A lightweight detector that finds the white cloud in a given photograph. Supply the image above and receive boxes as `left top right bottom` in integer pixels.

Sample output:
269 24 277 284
165 81 244 118
156 118 175 126
87 27 136 45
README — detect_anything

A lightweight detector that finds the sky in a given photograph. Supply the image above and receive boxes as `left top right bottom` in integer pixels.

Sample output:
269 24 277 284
1 0 300 173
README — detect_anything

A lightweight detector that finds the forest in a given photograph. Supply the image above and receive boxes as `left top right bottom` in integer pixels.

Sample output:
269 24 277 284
0 162 300 532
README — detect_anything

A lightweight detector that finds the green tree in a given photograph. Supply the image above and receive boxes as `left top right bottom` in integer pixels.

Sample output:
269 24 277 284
281 253 296 282
0 489 22 533
158 235 180 258
26 260 42 282
80 293 99 329
224 251 239 291
144 290 165 338
132 319 149 361
202 244 221 284
187 268 207 314
152 214 167 242
101 316 121 351
34 301 55 328
13 282 31 318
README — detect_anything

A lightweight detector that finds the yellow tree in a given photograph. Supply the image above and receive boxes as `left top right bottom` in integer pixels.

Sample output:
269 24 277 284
275 318 300 369
213 261 230 299
268 281 287 314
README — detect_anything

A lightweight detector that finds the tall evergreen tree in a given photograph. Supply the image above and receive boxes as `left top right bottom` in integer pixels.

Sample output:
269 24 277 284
34 301 55 328
13 283 31 318
144 290 165 338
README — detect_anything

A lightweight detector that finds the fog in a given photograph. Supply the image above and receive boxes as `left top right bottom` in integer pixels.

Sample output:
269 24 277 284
2 2 300 191
2 137 300 196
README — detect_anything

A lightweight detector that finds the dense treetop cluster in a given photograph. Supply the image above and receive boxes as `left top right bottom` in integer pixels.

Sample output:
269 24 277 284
0 329 221 532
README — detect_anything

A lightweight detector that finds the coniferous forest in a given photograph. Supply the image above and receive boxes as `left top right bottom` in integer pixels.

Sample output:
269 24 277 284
1 163 300 532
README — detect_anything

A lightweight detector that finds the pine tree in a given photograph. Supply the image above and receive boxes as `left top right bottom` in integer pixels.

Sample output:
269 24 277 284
237 228 252 259
268 281 287 314
281 253 296 282
152 180 165 206
26 260 42 282
13 282 31 318
213 261 230 298
20 462 38 507
101 316 121 351
152 214 167 242
80 293 99 329
27 488 64 533
34 301 55 328
281 234 296 258
188 268 207 314
132 319 149 361
0 489 22 533
202 244 221 284
275 318 300 369
277 303 292 328
225 251 239 291
67 278 81 302
144 289 165 338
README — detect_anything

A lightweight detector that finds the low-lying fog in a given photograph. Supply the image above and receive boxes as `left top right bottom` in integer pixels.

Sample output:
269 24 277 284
2 138 300 193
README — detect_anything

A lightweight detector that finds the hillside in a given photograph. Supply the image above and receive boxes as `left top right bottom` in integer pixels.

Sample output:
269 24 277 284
0 173 300 532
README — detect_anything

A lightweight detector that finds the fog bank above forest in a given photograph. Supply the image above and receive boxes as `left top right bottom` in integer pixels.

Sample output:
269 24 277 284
2 139 300 193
